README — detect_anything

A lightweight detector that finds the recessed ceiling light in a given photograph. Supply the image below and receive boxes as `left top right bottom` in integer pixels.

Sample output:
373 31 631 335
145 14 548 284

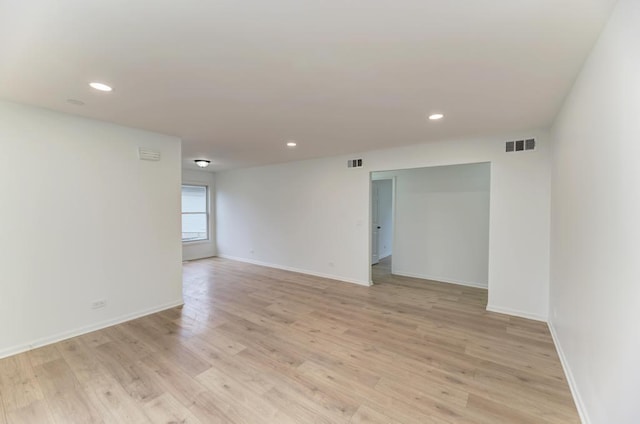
194 159 211 168
429 113 444 120
66 99 85 106
286 141 297 147
89 82 113 92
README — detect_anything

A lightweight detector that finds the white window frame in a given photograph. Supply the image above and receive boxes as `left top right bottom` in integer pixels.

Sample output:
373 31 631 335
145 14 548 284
181 184 209 243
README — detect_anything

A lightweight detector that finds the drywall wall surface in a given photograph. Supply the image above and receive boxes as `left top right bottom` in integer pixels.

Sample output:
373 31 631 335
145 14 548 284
182 169 216 261
217 129 551 319
0 101 183 358
217 155 370 285
549 0 640 422
374 163 490 288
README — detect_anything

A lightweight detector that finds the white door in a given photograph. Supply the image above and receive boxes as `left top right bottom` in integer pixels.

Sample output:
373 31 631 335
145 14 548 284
371 182 380 265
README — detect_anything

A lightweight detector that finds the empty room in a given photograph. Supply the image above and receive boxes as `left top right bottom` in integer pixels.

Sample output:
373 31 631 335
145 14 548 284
0 0 638 423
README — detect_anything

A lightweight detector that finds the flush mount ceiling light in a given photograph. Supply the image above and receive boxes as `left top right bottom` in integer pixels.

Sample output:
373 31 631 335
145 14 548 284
286 141 297 147
428 113 444 120
194 159 211 168
89 82 113 92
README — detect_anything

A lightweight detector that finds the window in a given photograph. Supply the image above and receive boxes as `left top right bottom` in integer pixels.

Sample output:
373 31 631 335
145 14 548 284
181 185 208 242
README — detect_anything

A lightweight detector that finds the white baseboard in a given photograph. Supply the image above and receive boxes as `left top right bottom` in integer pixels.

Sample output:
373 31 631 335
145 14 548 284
0 299 184 360
392 269 488 290
548 322 589 424
183 255 216 263
485 304 547 322
217 254 372 287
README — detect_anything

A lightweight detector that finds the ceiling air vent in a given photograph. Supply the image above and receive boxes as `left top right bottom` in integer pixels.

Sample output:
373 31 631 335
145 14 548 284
138 148 161 161
506 138 535 153
347 158 363 168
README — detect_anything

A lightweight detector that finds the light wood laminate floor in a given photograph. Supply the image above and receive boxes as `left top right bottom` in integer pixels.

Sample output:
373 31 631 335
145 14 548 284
0 257 579 423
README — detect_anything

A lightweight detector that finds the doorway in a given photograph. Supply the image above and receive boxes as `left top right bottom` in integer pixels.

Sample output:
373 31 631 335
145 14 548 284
370 163 490 288
371 178 394 279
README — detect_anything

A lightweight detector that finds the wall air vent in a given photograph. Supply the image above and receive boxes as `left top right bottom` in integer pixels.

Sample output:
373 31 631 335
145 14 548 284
506 138 535 153
525 138 536 150
138 148 161 161
347 158 363 168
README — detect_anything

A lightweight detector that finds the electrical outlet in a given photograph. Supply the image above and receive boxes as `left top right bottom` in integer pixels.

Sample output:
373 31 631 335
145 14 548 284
91 300 107 310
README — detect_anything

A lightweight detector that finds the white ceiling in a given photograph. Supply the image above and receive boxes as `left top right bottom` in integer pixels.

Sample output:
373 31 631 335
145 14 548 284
0 0 616 171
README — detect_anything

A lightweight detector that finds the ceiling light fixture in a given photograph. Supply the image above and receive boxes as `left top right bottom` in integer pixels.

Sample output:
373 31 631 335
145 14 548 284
194 159 211 168
286 141 297 147
89 82 113 92
429 113 444 120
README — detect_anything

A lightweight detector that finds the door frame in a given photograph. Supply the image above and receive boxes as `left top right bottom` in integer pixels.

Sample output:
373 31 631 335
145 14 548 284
369 175 396 284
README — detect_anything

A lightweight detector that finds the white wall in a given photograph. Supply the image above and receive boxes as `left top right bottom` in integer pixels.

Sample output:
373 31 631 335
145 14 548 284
217 156 368 285
374 163 490 288
549 0 640 422
372 179 393 260
217 129 551 319
182 169 216 261
0 101 183 358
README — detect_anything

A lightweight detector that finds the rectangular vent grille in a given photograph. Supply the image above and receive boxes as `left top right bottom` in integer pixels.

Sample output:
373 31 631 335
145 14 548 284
138 148 161 161
506 138 535 153
347 158 363 168
525 138 536 150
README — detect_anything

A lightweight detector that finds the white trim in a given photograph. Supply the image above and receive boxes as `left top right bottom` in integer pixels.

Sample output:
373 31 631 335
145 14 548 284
218 254 372 287
548 322 589 424
485 304 547 322
393 270 488 290
0 299 184 360
183 255 216 262
390 176 397 273
182 239 211 246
